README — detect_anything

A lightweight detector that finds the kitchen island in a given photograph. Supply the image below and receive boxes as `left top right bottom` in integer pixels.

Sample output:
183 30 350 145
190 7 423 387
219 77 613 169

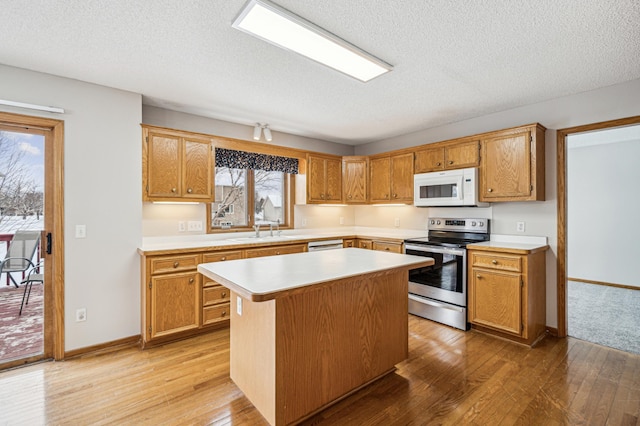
198 248 434 426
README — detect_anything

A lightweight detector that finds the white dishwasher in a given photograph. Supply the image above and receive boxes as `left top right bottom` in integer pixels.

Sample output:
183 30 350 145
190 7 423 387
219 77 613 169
307 239 344 251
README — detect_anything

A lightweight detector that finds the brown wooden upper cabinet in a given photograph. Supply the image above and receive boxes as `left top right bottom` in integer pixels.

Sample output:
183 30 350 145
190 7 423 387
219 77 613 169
306 154 342 203
143 126 213 202
414 140 480 173
342 156 368 204
369 152 414 203
479 124 545 202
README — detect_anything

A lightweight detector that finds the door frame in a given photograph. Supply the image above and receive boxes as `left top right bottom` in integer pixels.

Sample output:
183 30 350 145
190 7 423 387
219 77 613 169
0 111 65 363
556 115 640 337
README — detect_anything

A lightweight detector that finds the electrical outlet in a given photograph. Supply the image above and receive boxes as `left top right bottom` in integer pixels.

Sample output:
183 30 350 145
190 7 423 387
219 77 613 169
76 308 86 322
517 221 526 232
178 221 186 232
394 217 400 227
75 224 86 238
187 221 203 231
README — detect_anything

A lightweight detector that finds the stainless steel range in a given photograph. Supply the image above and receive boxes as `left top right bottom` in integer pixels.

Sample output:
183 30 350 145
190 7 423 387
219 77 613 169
404 218 489 330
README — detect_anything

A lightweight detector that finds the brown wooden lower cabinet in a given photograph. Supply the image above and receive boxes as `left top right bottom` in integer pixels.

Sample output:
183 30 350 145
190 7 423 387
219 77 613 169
467 246 547 346
372 240 403 253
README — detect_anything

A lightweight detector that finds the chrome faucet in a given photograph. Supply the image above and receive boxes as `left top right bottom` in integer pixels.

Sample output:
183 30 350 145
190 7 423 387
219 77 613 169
254 224 260 237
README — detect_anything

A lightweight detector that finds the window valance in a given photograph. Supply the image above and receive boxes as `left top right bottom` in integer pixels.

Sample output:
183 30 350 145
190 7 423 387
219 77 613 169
215 148 299 174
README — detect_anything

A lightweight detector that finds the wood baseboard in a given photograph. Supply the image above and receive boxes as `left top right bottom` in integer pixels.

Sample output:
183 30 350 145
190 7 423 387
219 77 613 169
568 277 640 291
64 335 140 359
546 327 559 337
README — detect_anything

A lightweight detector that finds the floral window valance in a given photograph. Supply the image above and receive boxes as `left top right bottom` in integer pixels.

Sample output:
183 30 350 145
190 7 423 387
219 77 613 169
215 148 299 174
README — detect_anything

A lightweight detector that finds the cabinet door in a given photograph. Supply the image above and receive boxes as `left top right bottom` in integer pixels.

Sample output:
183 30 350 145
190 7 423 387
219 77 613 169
343 157 367 203
182 137 212 200
445 141 479 169
414 147 444 173
307 155 327 202
369 157 390 202
150 272 200 338
147 132 181 198
481 131 531 200
469 269 521 335
390 153 414 202
325 157 342 202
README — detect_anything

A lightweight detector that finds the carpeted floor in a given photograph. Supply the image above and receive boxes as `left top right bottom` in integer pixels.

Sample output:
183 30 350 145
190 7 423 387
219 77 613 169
568 280 640 355
0 283 43 361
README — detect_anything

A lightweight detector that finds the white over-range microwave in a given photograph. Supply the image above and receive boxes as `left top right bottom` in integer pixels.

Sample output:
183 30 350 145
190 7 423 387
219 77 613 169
414 167 488 207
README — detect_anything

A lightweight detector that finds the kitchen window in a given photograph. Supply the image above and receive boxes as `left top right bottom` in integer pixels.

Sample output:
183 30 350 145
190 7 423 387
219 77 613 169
207 147 297 233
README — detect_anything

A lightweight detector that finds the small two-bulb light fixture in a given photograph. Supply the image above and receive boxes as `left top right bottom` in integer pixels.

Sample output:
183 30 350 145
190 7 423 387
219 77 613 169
253 123 273 142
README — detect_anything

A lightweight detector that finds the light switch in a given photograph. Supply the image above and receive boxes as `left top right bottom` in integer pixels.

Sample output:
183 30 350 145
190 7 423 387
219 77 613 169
75 225 86 238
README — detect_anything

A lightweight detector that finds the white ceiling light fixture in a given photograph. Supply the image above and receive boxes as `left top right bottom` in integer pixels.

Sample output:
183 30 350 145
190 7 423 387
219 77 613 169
253 123 273 142
232 0 393 82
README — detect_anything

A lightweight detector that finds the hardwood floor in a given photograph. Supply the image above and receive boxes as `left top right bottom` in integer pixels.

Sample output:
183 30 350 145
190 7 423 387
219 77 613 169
0 316 638 425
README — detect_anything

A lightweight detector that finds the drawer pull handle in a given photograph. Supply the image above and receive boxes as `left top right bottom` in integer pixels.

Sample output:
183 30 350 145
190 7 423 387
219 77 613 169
449 161 454 165
173 262 179 268
476 274 481 279
221 311 227 317
221 257 226 261
171 187 177 193
187 188 193 193
492 260 498 264
385 247 390 251
221 292 227 297
487 188 493 192
276 251 281 255
436 162 441 166
189 278 194 283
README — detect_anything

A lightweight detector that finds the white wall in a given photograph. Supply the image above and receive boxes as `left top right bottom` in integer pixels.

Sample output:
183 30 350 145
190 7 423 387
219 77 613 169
0 64 142 351
355 78 640 328
567 128 640 287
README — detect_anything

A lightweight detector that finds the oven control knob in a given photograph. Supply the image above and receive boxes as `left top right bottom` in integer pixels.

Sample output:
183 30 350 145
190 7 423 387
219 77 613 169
471 221 477 226
430 220 435 225
479 221 484 227
436 220 441 225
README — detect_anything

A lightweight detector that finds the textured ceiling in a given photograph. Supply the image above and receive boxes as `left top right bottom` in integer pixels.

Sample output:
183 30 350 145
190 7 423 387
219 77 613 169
1 0 639 145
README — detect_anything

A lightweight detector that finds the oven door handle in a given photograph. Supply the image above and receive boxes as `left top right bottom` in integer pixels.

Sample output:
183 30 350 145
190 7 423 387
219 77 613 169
404 244 465 256
408 294 465 313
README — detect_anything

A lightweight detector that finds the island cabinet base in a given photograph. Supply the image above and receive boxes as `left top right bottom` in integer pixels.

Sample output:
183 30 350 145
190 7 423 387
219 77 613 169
230 269 409 426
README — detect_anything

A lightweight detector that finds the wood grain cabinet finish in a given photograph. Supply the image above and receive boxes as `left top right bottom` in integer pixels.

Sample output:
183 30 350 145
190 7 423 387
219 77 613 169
342 156 368 203
415 141 479 173
149 270 200 340
357 239 372 249
369 153 414 203
468 247 547 346
307 154 342 203
479 124 545 202
142 125 213 202
372 240 403 254
245 243 307 258
201 250 241 327
342 239 356 248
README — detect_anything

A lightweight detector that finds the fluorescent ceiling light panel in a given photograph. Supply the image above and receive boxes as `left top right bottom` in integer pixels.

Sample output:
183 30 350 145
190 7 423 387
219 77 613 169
232 0 392 82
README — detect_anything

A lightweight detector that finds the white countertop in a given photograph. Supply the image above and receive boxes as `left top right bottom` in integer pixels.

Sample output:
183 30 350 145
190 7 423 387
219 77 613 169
198 248 433 301
467 234 549 252
140 227 428 252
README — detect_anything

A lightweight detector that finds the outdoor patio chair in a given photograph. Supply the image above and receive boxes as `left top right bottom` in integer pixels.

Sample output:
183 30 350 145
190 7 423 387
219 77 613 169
19 261 44 315
0 230 41 288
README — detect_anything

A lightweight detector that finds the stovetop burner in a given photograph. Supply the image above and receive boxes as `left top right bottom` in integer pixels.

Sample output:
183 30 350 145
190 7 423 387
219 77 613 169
404 217 490 247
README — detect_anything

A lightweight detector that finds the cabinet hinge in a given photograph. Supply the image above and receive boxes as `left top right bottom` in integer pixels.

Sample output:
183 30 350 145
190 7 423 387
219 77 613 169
148 281 152 289
145 136 148 143
521 278 524 287
530 184 533 192
148 326 152 334
521 323 524 332
530 135 533 143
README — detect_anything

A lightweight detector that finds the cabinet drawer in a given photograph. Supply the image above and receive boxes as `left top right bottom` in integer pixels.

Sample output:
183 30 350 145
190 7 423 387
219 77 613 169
202 302 230 326
372 241 403 253
202 250 243 263
358 239 372 249
203 285 230 306
245 244 307 258
471 252 522 272
150 254 200 275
